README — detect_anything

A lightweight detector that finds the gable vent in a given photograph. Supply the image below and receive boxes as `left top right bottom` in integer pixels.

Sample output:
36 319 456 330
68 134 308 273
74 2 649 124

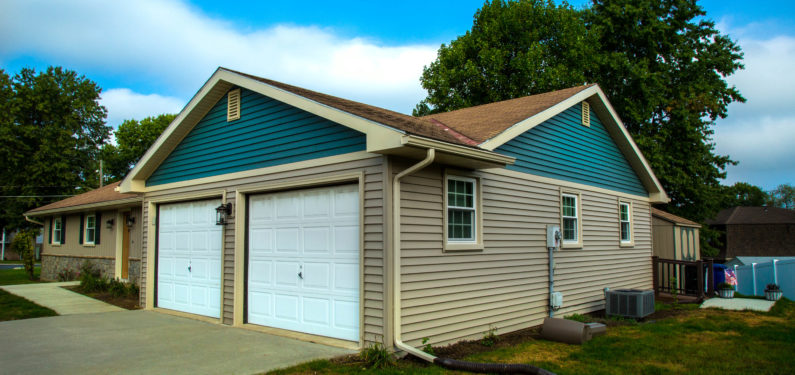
227 88 241 122
581 101 591 127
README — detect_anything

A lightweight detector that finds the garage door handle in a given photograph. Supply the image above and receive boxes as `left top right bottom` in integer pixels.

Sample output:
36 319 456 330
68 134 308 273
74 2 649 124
298 272 303 279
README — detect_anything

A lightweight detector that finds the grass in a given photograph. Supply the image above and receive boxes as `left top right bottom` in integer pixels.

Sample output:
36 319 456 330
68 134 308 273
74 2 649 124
0 289 57 321
268 299 795 375
0 267 43 285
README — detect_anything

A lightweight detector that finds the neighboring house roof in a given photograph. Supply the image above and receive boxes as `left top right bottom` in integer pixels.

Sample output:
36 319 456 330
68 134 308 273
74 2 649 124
25 181 141 216
120 67 668 203
725 256 795 267
707 206 795 225
651 208 701 228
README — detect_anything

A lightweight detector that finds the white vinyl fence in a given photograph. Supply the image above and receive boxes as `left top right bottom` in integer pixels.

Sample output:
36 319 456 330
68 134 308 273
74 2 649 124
733 259 795 300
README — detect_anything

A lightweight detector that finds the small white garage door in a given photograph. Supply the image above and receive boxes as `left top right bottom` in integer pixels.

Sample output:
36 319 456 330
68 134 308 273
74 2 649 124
247 185 360 341
157 199 223 318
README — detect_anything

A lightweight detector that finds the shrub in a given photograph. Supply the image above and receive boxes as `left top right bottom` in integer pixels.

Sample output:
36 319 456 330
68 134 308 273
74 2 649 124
108 279 128 297
79 261 108 292
11 229 37 280
421 337 435 355
360 341 394 369
481 325 498 347
57 268 78 281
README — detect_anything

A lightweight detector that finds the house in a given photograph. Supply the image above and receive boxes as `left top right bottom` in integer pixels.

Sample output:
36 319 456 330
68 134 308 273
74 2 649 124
651 208 701 261
707 206 795 262
117 68 668 351
24 181 143 283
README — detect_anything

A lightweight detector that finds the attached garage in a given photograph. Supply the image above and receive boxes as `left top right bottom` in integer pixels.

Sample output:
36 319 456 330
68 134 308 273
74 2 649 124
247 185 360 341
157 199 223 318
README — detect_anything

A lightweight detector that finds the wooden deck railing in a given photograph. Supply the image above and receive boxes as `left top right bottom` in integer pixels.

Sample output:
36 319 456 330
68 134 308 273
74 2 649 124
652 256 714 300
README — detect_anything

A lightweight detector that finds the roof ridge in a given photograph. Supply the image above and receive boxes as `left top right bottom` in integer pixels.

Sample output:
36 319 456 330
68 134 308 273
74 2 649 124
427 118 479 146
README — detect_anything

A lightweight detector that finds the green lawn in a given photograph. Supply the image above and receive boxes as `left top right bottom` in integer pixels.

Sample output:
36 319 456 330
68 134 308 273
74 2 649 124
269 299 795 375
0 267 42 285
0 289 57 321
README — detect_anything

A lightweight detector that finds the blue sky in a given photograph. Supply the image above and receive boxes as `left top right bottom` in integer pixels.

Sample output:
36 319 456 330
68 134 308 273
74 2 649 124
1 0 793 190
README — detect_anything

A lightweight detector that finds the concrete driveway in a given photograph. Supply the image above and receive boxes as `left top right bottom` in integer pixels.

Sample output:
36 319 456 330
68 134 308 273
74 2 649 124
0 310 354 375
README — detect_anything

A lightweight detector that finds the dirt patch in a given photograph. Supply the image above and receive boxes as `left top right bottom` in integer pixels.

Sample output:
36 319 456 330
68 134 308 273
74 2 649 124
63 285 141 310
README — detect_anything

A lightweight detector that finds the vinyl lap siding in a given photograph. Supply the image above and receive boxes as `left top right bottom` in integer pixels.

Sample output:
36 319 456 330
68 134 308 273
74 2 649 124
496 105 647 196
147 88 366 186
41 211 116 258
397 163 652 347
141 154 386 342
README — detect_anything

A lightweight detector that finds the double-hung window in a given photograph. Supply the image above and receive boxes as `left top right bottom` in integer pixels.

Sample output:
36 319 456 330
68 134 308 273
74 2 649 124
619 202 633 245
561 193 580 245
447 176 476 242
53 218 62 245
84 214 96 245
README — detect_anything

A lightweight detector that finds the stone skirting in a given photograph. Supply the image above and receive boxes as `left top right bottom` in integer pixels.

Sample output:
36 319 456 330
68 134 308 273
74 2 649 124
41 255 141 283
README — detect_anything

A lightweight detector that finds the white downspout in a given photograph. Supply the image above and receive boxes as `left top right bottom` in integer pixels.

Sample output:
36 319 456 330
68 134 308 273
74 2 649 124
392 148 436 362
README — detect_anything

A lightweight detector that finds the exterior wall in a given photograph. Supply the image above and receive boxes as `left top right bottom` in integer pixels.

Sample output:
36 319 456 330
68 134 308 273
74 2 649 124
140 152 386 343
41 254 115 281
495 104 647 196
396 161 653 347
147 88 367 186
725 224 795 258
652 217 675 259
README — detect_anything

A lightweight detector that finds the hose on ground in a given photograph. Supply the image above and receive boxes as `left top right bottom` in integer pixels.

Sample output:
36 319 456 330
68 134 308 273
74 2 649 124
433 357 556 375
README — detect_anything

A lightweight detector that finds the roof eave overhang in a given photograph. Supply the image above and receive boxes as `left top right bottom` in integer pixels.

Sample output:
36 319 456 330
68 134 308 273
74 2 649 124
24 197 143 217
479 85 669 203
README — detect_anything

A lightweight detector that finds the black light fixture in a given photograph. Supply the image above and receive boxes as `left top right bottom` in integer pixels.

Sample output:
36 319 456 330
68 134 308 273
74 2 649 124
106 219 114 229
126 216 135 227
216 202 232 225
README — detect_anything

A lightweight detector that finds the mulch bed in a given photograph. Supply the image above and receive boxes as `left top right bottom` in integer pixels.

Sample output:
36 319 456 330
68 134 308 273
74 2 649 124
63 285 141 310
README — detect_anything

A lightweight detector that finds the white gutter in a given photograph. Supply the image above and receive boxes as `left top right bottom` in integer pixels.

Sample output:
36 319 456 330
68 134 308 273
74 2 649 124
25 216 44 226
392 148 436 362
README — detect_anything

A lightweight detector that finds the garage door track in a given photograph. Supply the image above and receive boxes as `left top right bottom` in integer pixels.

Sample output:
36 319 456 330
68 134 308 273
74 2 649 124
0 310 353 375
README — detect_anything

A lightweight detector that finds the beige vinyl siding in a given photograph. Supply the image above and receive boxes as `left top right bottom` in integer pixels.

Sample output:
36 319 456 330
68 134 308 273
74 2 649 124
41 211 117 258
140 153 386 341
396 162 653 347
652 217 675 259
128 207 144 259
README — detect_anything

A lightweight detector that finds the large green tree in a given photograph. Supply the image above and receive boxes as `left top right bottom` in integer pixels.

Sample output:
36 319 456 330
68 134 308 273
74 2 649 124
416 0 744 224
100 114 175 182
721 182 768 208
0 67 109 230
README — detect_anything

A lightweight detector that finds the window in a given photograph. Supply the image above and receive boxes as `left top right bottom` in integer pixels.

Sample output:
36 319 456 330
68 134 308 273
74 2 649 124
53 218 62 245
561 194 579 243
84 214 96 245
619 202 633 245
447 176 476 242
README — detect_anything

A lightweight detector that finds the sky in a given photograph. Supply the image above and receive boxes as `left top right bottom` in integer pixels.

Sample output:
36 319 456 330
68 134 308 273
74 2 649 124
0 0 793 190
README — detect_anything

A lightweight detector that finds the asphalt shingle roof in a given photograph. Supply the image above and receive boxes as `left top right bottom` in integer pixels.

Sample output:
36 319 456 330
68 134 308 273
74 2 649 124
708 206 795 225
26 181 140 214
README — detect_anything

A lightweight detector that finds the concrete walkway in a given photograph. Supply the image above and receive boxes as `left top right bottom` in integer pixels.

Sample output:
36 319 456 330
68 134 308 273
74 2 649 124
700 297 776 312
0 281 124 314
0 310 354 375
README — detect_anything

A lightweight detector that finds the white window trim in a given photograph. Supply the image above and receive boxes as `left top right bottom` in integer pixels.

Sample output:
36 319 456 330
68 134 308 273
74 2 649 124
84 214 96 245
443 171 483 252
619 200 635 247
52 217 62 245
560 191 583 249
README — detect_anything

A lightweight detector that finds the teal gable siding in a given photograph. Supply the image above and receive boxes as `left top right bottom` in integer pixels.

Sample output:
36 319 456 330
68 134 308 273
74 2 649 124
496 104 648 196
146 88 366 186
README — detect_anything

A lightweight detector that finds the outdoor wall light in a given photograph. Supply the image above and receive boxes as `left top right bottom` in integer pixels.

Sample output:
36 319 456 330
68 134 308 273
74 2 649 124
106 219 114 229
216 202 232 225
126 216 135 227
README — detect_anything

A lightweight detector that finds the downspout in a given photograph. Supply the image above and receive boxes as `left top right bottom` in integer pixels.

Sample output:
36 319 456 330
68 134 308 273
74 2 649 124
390 148 554 375
392 148 436 362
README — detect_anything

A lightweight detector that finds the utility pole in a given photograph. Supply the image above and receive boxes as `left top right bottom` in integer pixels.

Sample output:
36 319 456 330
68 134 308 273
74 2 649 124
1 228 5 261
99 160 104 187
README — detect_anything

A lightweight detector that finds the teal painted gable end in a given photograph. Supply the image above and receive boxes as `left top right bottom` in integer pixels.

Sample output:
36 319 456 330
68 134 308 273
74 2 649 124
146 88 366 186
496 104 648 196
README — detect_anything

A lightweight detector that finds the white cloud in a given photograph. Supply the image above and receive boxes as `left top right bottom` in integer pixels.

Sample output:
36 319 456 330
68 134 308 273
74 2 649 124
0 0 437 113
100 88 185 128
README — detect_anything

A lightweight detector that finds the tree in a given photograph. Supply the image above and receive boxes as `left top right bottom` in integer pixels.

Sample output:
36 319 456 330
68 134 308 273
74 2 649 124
722 182 768 208
416 0 744 226
100 114 175 182
0 67 110 230
11 229 37 280
768 184 795 209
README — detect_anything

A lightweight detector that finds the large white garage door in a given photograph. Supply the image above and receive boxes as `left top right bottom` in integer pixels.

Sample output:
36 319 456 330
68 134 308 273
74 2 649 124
247 185 360 341
157 199 223 318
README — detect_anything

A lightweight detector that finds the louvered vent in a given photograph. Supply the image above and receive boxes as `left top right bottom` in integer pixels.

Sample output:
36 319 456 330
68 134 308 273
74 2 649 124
227 88 241 122
581 101 590 127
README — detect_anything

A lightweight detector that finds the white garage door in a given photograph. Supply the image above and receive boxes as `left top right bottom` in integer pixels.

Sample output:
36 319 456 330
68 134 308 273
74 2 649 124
247 185 360 341
157 199 223 318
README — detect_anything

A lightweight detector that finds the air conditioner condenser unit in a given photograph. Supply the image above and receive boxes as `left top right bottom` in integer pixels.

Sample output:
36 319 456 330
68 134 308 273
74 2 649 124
605 289 655 319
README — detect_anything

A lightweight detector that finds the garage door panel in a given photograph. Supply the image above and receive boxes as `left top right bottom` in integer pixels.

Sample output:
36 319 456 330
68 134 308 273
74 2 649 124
248 184 359 341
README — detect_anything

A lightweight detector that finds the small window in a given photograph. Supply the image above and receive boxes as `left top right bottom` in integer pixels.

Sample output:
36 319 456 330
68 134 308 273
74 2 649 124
53 218 62 245
84 214 96 245
561 194 579 243
619 202 633 245
447 176 476 242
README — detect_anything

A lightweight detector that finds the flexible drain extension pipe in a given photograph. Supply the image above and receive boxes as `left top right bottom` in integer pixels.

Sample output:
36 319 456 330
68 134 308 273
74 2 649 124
392 148 555 375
